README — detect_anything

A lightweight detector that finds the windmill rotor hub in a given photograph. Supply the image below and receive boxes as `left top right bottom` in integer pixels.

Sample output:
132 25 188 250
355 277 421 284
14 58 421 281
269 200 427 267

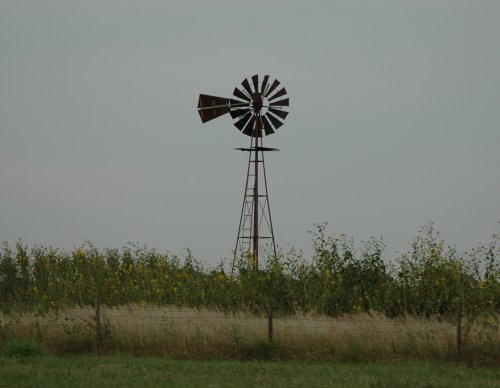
251 92 263 113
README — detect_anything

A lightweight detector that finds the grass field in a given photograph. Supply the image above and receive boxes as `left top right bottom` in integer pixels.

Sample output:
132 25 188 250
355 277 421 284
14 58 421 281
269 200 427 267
1 355 499 388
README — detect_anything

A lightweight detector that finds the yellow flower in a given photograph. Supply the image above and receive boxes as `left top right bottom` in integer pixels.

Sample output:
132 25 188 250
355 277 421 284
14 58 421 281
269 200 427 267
487 316 494 324
324 269 331 277
479 282 485 289
330 280 336 286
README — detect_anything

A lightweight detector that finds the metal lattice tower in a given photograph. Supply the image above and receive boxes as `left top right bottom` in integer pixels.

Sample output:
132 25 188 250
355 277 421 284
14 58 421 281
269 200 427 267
234 121 277 269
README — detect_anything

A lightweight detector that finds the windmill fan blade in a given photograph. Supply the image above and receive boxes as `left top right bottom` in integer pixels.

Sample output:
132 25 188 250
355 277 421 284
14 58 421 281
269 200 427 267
251 75 259 93
197 94 230 123
229 98 248 108
261 75 269 94
234 111 252 131
269 98 289 107
242 116 256 136
261 115 275 136
265 112 283 130
233 87 250 101
264 79 280 97
241 78 253 97
230 108 250 119
268 108 289 120
268 87 287 101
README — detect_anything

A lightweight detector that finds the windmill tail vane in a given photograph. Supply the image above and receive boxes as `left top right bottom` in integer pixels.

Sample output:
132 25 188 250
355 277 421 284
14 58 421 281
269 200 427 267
197 74 290 271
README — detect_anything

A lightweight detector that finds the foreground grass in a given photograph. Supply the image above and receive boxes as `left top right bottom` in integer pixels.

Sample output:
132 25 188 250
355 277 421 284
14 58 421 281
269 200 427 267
1 355 499 388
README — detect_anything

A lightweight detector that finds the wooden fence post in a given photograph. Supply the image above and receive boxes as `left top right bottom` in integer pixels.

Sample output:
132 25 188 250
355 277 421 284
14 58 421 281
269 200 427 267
267 300 273 342
95 296 102 352
456 299 462 357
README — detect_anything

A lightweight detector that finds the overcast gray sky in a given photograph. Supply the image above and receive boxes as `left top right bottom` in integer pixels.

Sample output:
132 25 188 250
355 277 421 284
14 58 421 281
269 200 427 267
1 0 499 264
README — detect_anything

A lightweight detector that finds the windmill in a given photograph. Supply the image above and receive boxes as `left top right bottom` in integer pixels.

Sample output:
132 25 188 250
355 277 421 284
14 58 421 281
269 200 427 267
197 75 290 270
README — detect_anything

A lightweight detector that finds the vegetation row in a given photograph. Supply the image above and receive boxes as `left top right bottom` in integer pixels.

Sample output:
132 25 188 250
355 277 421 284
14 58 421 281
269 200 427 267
0 224 498 325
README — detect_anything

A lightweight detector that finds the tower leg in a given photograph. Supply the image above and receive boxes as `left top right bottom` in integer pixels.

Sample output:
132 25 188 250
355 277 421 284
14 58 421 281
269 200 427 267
252 131 259 269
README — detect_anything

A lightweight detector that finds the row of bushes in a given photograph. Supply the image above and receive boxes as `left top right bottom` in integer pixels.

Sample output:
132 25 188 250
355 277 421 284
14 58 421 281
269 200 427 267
0 224 498 320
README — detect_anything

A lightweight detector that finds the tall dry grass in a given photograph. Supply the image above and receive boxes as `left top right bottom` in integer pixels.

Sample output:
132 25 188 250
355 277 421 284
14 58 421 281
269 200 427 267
1 307 498 364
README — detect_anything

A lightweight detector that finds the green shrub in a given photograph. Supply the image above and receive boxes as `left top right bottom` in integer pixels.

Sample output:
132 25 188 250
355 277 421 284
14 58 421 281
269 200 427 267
2 339 45 360
239 339 277 360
